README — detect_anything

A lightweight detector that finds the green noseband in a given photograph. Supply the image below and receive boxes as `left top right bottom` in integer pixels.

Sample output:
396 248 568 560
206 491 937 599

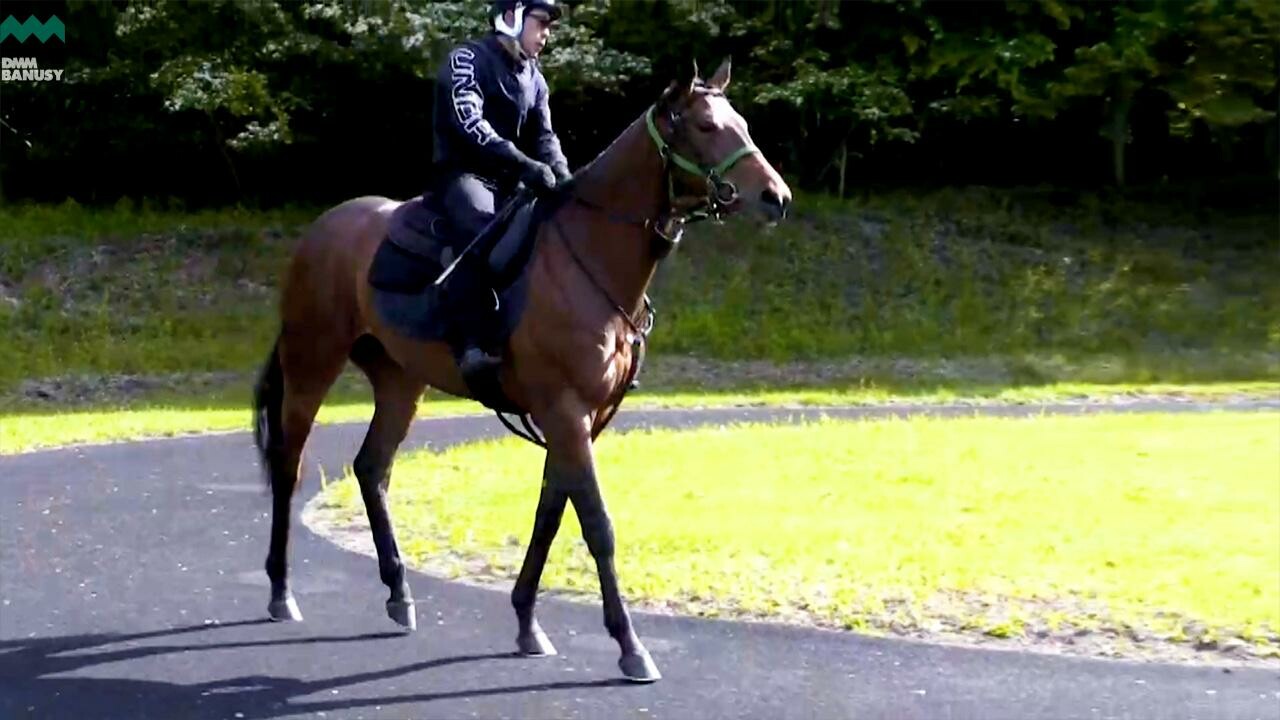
645 105 760 219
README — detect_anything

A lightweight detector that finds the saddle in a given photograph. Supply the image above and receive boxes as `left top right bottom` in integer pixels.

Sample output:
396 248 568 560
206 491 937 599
367 190 544 411
372 191 538 296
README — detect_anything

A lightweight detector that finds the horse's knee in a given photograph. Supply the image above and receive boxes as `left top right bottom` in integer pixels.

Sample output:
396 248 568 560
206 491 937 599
569 491 615 560
352 447 388 488
532 517 563 548
531 495 566 543
580 513 615 560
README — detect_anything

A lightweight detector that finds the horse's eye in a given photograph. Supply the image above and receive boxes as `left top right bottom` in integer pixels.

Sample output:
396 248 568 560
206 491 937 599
697 122 717 133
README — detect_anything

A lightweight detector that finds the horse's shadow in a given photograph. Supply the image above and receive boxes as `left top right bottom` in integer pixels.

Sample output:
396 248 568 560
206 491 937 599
0 619 629 719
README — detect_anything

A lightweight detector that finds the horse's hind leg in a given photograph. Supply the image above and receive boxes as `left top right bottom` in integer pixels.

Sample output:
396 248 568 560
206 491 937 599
349 335 425 631
262 332 347 621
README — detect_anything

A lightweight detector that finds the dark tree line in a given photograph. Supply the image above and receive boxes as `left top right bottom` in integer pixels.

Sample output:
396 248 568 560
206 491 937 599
1 0 1275 208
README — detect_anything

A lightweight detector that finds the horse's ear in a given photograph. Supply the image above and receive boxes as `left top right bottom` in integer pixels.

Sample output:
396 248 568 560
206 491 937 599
658 79 683 110
709 57 731 90
659 59 697 111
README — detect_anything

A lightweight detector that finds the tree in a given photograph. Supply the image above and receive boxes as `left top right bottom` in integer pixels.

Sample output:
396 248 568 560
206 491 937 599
1162 0 1279 161
1042 0 1278 186
3 0 1275 204
910 0 1072 123
732 0 918 196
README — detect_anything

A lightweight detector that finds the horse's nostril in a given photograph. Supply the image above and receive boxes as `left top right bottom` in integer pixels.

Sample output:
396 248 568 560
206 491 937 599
762 188 789 218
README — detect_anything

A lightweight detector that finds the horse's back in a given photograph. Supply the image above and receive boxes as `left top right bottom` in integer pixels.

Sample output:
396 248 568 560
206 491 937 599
304 195 401 249
282 195 404 339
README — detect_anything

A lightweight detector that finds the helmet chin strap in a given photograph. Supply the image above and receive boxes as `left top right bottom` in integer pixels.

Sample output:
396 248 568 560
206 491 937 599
493 3 525 38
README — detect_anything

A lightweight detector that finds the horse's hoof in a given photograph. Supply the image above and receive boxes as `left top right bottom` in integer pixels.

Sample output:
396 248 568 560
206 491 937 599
619 650 662 683
516 627 558 657
268 595 303 622
386 598 417 631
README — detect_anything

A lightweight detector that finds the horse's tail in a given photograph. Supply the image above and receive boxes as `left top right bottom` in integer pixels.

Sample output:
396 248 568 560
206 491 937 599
253 334 284 486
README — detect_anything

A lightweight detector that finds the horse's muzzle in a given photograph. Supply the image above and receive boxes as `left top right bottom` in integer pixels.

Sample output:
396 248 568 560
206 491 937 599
760 187 790 221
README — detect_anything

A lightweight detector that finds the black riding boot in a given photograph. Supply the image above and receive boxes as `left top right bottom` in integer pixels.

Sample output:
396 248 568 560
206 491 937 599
450 267 503 386
459 323 502 384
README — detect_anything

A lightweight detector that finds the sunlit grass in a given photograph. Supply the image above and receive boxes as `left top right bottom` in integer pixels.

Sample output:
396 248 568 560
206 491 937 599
316 412 1280 657
3 380 1276 455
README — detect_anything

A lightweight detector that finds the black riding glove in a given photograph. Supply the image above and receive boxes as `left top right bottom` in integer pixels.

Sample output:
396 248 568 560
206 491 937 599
519 159 558 195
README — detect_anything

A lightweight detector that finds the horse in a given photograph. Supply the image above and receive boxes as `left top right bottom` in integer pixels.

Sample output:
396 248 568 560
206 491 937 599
251 58 791 683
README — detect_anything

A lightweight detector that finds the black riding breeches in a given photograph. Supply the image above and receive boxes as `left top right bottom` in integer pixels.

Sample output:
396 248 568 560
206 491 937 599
437 172 511 351
440 172 514 245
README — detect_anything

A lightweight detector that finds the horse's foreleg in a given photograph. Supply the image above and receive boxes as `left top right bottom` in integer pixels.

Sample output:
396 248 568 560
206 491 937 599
563 469 661 682
510 457 568 656
536 407 660 682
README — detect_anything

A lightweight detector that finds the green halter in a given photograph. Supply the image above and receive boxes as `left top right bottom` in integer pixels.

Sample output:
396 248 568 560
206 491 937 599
645 105 760 222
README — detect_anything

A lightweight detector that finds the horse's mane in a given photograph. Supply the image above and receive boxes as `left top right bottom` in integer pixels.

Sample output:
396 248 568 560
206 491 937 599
571 110 648 183
548 80 723 211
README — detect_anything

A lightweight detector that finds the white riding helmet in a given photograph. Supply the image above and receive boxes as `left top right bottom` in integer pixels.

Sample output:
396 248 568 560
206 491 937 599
491 0 562 38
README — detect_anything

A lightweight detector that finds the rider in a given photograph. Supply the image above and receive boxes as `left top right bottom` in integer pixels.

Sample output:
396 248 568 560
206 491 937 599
432 0 571 384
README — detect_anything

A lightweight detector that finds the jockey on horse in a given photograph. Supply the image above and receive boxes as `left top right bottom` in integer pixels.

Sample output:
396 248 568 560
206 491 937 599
431 0 569 387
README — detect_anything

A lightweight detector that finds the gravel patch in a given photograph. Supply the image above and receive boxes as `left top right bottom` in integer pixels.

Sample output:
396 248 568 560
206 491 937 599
5 353 1277 408
13 371 246 405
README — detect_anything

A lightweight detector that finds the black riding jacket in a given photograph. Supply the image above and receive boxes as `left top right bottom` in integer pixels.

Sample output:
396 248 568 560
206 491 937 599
432 34 569 186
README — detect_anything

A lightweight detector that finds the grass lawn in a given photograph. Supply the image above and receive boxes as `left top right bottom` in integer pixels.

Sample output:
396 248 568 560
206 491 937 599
3 190 1277 393
312 411 1280 661
3 190 1277 455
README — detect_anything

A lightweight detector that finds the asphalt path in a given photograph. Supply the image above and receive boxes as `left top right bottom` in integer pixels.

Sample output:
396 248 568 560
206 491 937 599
3 402 1279 719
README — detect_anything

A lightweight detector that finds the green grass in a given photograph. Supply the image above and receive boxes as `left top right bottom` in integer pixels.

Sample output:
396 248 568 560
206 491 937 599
653 189 1280 360
2 189 1276 455
314 412 1280 658
0 198 317 279
2 189 1277 394
638 380 1280 408
3 376 1276 456
0 394 474 456
0 201 315 389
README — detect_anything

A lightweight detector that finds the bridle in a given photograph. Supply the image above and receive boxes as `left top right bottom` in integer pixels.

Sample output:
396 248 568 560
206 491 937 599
644 96 762 228
553 86 764 324
567 88 762 251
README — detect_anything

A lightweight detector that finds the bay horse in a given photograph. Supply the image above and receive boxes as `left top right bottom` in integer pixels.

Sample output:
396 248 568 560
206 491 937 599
251 59 791 682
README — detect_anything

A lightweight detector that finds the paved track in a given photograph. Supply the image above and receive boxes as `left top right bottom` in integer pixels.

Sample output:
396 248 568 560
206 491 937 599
3 403 1278 719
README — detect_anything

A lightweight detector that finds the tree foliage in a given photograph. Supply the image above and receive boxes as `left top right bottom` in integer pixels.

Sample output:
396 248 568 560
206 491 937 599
2 0 1275 206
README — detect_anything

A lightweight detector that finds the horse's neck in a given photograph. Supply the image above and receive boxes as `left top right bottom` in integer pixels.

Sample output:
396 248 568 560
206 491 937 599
568 112 666 320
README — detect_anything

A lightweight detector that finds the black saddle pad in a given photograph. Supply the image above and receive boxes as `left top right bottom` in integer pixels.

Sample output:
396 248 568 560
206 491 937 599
368 240 453 341
367 193 543 346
